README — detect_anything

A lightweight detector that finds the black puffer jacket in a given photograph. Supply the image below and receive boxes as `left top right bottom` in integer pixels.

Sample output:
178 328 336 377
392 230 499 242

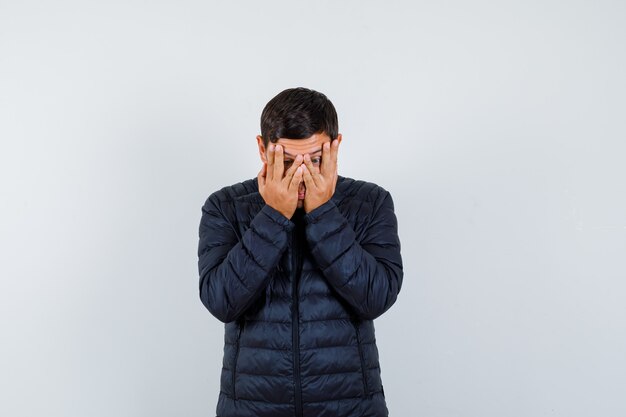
198 175 403 417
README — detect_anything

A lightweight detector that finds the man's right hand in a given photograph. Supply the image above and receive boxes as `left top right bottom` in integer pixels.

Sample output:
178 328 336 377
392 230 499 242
258 143 304 220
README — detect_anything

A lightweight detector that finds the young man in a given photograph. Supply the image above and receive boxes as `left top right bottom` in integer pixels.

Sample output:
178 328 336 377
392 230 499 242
198 87 403 417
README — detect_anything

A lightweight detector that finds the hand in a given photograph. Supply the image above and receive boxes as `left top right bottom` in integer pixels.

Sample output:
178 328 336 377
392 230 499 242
258 143 304 220
301 139 340 213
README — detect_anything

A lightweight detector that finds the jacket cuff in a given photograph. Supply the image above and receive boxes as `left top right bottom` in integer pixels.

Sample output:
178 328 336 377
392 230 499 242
260 204 296 231
303 199 337 224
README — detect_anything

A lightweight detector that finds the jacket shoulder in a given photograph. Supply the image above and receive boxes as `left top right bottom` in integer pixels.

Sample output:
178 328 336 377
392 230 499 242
202 178 259 211
336 176 392 208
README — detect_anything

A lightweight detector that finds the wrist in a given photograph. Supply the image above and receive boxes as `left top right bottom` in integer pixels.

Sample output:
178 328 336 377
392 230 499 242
304 197 329 214
272 206 291 220
262 203 294 225
303 199 336 224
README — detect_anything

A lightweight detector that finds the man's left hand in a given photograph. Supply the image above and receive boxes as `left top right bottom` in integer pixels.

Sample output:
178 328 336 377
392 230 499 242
301 139 340 213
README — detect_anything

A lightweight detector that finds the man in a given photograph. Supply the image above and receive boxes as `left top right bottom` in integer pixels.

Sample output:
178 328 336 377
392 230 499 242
198 87 403 417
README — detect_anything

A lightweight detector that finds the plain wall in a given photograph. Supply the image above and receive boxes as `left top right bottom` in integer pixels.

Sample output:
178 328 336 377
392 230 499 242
1 1 625 416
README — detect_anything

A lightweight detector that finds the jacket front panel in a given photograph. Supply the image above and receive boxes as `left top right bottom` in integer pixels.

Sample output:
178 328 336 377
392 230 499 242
198 175 403 417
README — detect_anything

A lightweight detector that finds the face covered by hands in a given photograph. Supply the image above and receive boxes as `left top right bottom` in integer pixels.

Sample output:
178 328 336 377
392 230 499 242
257 132 342 217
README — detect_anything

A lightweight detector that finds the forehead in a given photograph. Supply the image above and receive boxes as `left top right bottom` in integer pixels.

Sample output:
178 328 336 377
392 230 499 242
274 132 331 157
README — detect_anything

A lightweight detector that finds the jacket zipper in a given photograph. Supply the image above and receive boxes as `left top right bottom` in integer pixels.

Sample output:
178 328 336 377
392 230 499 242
352 319 370 396
233 320 244 400
291 227 303 417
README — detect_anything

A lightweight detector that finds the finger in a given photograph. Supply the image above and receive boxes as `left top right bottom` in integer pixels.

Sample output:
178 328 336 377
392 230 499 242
320 141 332 177
289 165 303 190
266 144 275 180
330 139 339 172
303 154 320 187
301 163 316 190
282 154 303 185
273 144 285 180
304 154 323 186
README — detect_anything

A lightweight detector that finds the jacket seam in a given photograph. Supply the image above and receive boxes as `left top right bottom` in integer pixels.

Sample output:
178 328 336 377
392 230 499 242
219 391 291 405
353 320 370 395
303 390 384 404
240 238 269 273
320 240 356 277
237 343 360 351
232 341 376 348
307 220 348 255
302 369 361 377
219 390 384 405
333 247 361 289
225 365 378 374
232 322 244 399
226 256 253 293
236 371 292 377
301 317 351 323
243 319 291 323
250 224 283 250
204 198 239 239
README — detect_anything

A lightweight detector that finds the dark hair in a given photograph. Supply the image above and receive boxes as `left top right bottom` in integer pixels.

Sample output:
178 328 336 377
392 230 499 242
260 87 338 147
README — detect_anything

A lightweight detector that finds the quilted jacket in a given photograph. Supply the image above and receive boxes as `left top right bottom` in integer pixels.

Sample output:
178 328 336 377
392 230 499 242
198 174 403 417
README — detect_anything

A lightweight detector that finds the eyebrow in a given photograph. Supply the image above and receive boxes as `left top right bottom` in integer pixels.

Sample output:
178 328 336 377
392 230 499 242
283 148 323 158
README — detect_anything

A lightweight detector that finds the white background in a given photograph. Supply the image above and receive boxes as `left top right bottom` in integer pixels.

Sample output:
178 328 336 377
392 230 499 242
1 1 625 416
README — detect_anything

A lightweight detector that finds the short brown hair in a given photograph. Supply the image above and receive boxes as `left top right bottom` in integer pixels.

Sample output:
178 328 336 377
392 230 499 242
260 87 339 147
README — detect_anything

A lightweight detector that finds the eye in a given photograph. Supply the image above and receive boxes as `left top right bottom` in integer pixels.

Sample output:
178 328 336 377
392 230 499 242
311 157 321 164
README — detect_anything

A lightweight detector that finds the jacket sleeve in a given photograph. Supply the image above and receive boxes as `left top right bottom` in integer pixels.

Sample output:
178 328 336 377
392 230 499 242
303 190 403 320
198 192 294 323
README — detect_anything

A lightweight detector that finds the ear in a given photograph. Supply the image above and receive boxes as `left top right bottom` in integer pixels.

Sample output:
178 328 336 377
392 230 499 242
335 133 342 145
256 135 267 163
